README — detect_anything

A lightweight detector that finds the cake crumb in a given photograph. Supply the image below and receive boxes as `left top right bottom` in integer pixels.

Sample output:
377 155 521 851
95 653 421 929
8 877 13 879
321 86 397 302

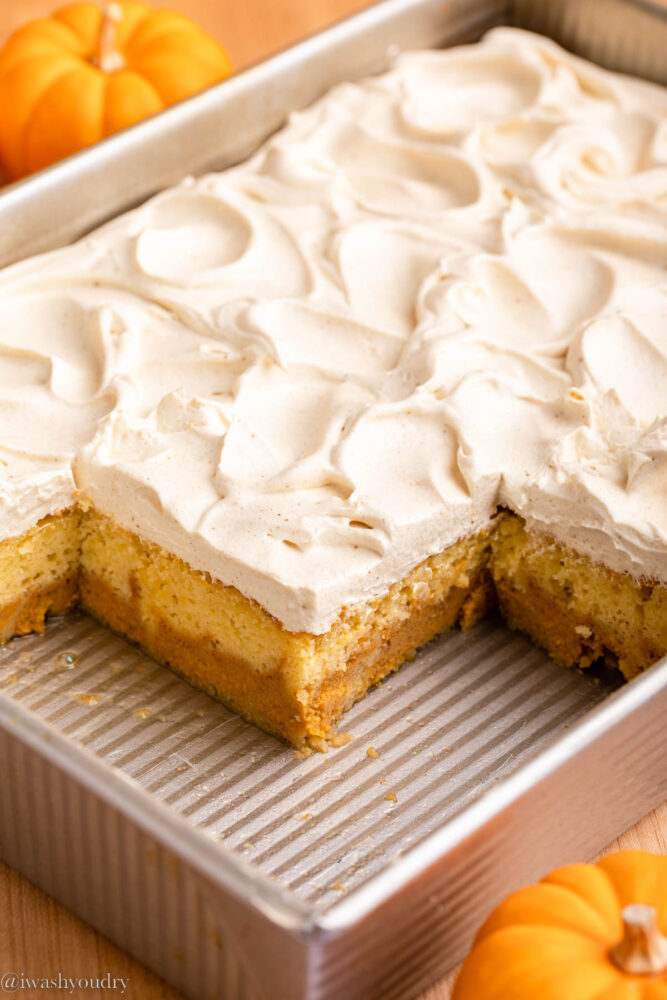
384 791 397 803
366 746 380 759
134 707 151 720
294 748 312 760
331 882 346 893
575 624 592 638
74 693 101 706
329 732 353 748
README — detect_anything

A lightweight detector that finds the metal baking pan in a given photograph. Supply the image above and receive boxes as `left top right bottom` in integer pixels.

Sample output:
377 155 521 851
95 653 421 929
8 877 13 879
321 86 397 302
1 1 666 998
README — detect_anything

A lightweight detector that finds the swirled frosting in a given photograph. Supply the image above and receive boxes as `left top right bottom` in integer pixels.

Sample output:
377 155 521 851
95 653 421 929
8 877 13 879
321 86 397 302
1 28 665 631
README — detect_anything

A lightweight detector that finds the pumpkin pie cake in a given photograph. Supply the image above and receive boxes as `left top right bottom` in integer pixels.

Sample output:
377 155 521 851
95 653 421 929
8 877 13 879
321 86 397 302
0 29 665 747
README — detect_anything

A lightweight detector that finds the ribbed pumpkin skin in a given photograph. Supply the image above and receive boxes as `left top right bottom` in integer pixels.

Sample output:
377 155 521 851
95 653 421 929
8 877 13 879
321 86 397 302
453 851 667 1000
0 1 232 179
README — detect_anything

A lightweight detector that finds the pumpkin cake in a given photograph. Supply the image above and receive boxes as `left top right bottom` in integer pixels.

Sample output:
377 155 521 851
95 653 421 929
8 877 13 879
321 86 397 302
0 29 665 747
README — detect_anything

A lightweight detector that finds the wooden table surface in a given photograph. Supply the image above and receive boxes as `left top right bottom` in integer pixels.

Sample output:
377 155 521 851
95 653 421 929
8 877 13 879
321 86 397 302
0 2 665 999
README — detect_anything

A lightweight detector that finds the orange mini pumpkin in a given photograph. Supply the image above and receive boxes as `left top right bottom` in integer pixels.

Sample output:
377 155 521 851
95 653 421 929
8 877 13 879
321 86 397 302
453 850 667 999
0 1 232 180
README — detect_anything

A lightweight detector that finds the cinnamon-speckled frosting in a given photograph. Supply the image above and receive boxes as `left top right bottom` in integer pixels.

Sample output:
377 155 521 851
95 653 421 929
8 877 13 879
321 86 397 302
1 28 665 631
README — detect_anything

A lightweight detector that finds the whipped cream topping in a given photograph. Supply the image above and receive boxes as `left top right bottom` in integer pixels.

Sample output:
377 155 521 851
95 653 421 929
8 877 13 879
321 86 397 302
0 28 665 631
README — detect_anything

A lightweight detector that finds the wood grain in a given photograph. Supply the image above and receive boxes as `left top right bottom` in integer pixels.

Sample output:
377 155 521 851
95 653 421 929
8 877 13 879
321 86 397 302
0 2 665 998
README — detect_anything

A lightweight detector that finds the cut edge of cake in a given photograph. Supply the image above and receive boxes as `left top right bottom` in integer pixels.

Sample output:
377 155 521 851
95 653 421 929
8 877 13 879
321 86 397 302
78 511 494 748
0 506 665 748
0 509 80 643
490 514 667 681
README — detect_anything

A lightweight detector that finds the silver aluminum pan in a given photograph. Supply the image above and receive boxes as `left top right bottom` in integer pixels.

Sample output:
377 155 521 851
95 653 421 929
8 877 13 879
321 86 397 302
1 1 666 998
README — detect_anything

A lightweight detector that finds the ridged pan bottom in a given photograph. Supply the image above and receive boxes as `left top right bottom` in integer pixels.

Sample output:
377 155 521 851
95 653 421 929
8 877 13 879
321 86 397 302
0 611 615 908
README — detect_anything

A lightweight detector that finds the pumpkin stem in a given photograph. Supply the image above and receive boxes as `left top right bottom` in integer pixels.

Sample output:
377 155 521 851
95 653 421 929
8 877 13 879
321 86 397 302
95 2 125 73
610 904 667 976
